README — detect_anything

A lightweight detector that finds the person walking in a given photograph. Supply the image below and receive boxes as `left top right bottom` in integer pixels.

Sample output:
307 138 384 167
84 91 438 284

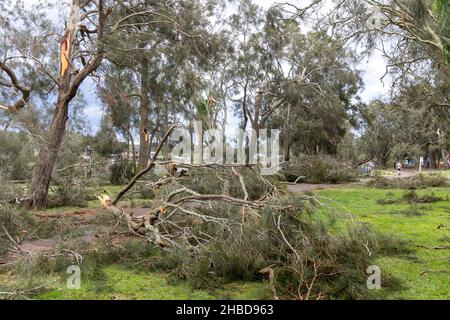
396 161 403 177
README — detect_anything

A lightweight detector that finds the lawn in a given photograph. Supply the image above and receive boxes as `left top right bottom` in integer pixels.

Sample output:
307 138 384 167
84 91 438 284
375 168 450 179
5 183 449 300
36 266 268 300
317 186 450 299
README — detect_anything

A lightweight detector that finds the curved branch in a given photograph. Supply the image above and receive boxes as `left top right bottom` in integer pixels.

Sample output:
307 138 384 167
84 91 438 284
0 60 31 113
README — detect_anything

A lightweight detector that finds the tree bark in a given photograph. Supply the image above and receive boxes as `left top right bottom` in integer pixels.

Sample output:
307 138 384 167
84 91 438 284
29 97 70 208
127 125 137 173
138 55 151 170
429 150 438 169
283 105 291 162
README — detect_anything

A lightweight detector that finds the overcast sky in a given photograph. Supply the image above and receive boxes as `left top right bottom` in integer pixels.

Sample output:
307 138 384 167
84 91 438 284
23 0 391 135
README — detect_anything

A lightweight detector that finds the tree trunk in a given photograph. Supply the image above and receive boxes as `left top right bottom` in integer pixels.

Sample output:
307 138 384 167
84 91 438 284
30 97 69 208
138 55 151 170
28 0 106 209
29 0 84 209
283 105 291 162
128 126 137 173
429 150 438 169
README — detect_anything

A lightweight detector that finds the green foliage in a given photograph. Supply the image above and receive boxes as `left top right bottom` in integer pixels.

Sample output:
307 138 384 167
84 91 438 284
282 154 358 184
0 131 35 180
89 122 128 158
47 178 92 208
368 173 448 189
147 196 399 300
180 168 268 200
110 160 135 185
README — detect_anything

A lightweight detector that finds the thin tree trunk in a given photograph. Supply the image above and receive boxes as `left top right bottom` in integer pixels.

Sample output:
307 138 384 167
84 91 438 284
429 150 438 169
441 149 449 168
283 105 291 162
138 55 150 170
128 126 137 173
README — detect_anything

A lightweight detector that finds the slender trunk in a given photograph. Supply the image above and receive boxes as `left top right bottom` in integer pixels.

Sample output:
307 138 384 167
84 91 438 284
128 126 137 174
429 150 438 169
138 55 150 170
283 105 291 162
162 107 170 160
30 97 69 208
283 139 291 162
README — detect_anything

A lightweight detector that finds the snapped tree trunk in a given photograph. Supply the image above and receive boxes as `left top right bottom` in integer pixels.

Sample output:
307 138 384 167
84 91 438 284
29 0 105 209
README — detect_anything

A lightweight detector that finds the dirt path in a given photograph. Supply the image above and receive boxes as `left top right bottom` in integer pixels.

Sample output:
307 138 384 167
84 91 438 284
287 182 363 193
3 207 148 259
389 169 417 178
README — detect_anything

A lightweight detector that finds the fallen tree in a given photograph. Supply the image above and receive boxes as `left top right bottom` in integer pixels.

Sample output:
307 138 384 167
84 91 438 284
94 125 396 300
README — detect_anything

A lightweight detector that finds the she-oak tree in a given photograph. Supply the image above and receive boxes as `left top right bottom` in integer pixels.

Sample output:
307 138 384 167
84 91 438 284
0 0 201 209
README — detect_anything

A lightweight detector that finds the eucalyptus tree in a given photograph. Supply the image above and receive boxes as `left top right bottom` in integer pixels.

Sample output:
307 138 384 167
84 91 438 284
224 1 362 161
391 80 450 168
102 0 223 169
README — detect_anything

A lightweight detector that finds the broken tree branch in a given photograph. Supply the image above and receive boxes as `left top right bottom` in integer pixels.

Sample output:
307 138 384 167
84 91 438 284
112 124 179 205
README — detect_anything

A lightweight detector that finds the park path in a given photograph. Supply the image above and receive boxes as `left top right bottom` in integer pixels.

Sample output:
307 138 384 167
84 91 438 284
287 182 363 193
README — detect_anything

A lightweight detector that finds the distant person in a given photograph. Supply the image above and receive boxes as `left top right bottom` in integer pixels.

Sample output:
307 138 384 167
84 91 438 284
396 161 402 177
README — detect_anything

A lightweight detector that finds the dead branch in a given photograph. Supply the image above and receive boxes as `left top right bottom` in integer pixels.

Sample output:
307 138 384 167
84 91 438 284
0 280 57 298
259 266 280 300
419 269 449 276
112 124 179 205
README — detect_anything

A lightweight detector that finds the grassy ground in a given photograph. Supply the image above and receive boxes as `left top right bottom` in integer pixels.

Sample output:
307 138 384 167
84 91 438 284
10 184 269 300
375 168 450 178
35 266 268 300
4 183 449 300
317 186 450 299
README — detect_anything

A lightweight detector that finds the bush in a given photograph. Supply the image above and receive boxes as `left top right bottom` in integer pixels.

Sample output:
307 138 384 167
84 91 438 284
368 173 448 189
179 168 268 201
47 177 93 208
0 132 35 180
0 177 23 204
110 160 135 185
282 154 358 184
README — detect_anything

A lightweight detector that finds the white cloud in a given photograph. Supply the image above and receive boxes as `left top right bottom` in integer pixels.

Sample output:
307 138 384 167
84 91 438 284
358 51 391 102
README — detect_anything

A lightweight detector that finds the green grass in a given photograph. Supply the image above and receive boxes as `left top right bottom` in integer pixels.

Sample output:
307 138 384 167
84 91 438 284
374 168 450 178
7 182 449 300
35 266 267 300
317 186 450 300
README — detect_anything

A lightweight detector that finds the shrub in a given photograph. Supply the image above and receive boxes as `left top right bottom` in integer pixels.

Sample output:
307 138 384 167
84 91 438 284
47 177 92 208
368 173 448 189
0 177 23 205
282 154 359 184
110 160 135 185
